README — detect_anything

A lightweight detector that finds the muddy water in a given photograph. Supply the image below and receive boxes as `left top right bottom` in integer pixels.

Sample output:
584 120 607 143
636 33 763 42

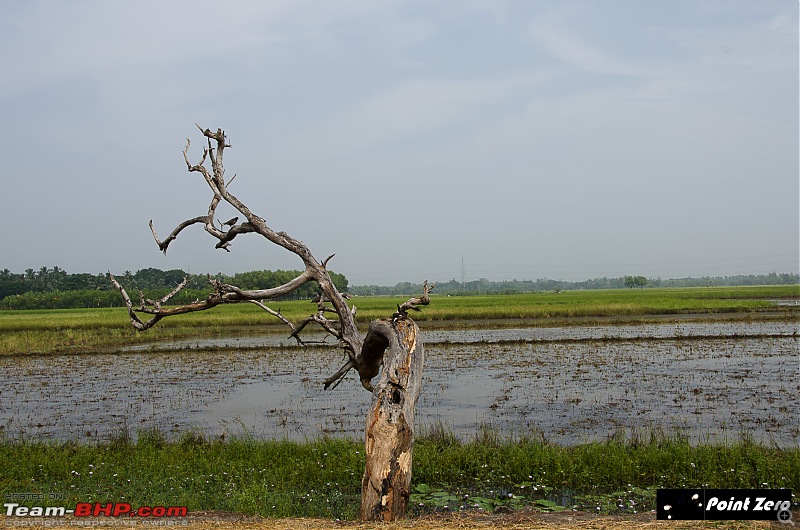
0 322 797 445
117 321 795 351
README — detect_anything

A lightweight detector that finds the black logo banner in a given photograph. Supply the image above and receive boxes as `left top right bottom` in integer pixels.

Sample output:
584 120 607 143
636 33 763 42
657 489 792 521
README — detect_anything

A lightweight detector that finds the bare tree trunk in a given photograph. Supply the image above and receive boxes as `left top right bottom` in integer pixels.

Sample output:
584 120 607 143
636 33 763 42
359 316 424 521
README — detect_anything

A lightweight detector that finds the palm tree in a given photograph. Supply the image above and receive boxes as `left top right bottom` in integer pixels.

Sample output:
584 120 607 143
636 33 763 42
25 268 35 288
39 267 49 291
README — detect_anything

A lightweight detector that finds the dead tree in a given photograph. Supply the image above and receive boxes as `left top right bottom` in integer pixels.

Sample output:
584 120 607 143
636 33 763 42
110 125 432 521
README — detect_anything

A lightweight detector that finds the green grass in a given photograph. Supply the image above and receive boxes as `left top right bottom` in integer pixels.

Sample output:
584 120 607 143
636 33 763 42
2 287 796 519
1 428 797 519
0 285 797 355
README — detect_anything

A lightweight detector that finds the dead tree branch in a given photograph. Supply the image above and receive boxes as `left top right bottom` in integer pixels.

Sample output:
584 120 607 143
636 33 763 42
110 270 315 331
397 280 434 315
247 300 296 331
119 125 431 390
114 125 433 521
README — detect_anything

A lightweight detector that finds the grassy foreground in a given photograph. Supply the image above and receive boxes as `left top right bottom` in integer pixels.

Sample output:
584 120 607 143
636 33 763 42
1 428 797 520
1 285 797 355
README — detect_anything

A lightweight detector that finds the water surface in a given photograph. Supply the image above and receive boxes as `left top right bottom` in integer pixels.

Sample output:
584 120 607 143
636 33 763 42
1 321 796 445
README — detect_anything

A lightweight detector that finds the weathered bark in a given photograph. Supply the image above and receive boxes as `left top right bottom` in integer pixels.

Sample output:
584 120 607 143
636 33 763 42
360 317 424 521
113 126 433 521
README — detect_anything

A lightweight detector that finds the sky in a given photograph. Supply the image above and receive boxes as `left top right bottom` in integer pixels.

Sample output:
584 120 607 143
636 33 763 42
1 0 797 286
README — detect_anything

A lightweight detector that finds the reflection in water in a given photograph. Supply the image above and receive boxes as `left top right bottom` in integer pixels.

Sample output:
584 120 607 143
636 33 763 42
0 322 797 445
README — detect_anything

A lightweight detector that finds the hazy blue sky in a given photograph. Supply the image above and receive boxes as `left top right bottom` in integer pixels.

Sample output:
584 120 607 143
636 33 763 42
1 1 797 285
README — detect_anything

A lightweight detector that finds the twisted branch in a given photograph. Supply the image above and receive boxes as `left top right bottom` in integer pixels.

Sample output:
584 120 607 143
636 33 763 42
115 125 431 392
397 280 435 315
110 269 316 332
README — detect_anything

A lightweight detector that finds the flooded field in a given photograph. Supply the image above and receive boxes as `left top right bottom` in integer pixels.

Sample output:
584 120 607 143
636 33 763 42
0 320 797 446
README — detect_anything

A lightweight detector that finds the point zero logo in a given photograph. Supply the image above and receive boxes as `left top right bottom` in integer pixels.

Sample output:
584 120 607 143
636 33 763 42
657 489 793 522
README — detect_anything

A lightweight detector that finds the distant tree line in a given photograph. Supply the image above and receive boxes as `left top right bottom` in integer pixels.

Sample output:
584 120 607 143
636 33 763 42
0 267 348 310
350 272 800 297
1 266 797 309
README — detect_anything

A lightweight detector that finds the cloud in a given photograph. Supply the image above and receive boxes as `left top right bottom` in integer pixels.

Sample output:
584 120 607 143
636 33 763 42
1 0 796 283
524 2 667 78
529 23 654 78
272 72 542 164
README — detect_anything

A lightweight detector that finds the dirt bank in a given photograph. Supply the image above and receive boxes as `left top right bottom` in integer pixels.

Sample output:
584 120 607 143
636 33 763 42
3 509 793 529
